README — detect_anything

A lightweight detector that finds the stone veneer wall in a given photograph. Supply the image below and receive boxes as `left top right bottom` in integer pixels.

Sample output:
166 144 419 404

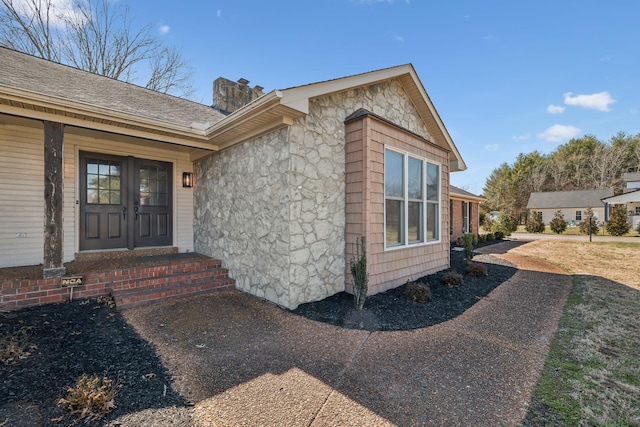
194 79 436 309
193 128 292 306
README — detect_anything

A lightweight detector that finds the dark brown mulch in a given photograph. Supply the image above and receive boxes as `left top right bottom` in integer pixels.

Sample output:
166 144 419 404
292 248 518 331
0 298 191 426
0 243 516 426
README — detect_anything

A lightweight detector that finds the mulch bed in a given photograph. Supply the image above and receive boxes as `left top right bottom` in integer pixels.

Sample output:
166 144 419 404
292 248 517 331
0 243 516 426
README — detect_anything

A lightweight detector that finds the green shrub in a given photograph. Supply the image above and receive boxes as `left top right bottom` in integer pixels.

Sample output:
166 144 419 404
472 233 479 245
482 215 492 232
525 210 545 233
350 236 368 310
491 212 518 236
549 210 567 234
606 205 631 236
443 271 464 288
463 233 474 260
466 262 488 277
485 232 495 241
405 282 431 303
455 236 465 247
579 208 599 235
477 234 486 243
494 231 504 240
58 374 118 421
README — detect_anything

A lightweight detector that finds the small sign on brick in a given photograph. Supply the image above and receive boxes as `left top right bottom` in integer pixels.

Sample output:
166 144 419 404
61 275 84 287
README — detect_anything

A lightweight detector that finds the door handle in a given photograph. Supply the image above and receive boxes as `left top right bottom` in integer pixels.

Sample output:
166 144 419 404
122 206 126 220
135 206 139 220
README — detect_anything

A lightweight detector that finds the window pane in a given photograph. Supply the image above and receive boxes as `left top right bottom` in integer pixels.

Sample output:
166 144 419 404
385 150 404 198
427 202 438 241
386 199 403 245
87 189 98 204
87 174 99 189
427 163 439 201
110 190 121 205
408 201 423 242
98 163 110 175
408 157 423 199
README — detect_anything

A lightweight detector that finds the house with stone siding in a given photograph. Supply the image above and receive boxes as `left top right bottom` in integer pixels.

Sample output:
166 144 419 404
0 46 467 310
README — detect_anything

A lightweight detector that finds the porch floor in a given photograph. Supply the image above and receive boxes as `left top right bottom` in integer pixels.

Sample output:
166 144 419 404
1 250 235 311
0 249 208 281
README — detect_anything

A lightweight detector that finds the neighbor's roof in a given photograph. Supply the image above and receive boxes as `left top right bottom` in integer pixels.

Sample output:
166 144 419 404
601 189 640 204
527 189 615 209
450 185 485 201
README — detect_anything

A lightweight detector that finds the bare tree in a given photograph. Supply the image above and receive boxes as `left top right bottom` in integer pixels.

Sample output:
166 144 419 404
0 0 193 97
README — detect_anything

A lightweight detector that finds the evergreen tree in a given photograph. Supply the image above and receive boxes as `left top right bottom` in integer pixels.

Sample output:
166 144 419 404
606 205 631 236
549 210 567 234
525 210 545 233
579 208 599 235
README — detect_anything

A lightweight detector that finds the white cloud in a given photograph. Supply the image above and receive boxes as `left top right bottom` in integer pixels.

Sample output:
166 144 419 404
484 144 499 151
564 91 616 112
512 133 531 141
393 34 404 42
547 104 565 114
12 0 85 28
217 9 222 17
159 25 170 34
537 124 581 142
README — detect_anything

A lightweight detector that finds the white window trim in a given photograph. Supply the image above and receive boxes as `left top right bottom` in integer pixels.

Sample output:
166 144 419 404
384 146 441 251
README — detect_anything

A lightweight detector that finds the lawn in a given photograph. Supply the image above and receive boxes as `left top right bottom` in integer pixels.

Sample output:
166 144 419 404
514 224 640 237
518 240 640 426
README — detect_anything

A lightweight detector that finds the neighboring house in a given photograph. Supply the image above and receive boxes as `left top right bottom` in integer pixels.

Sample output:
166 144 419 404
449 185 484 242
0 47 466 310
601 172 640 230
526 189 614 225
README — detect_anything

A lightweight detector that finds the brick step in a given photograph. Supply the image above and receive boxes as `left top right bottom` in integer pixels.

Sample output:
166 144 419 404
110 271 235 310
103 260 225 292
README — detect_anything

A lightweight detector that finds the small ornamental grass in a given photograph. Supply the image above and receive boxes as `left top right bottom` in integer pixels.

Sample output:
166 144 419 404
0 327 37 366
466 262 488 277
442 271 464 288
58 374 118 421
405 282 431 303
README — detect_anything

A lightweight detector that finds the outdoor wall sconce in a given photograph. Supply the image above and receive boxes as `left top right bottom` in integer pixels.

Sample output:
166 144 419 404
182 172 194 188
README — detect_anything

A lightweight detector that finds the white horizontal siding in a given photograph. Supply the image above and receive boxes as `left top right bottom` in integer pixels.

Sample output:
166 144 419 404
0 120 45 267
0 117 196 269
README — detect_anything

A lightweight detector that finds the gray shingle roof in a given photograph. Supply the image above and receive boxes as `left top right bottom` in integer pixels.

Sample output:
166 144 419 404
526 189 614 209
0 47 225 129
450 185 483 199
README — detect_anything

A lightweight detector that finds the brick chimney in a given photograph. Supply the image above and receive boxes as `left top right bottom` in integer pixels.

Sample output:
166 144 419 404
212 77 265 115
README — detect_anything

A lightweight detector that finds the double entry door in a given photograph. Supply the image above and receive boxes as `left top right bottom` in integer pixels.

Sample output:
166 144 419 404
79 152 173 251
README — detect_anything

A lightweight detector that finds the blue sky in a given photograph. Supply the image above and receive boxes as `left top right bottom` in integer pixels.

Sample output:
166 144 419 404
126 0 639 194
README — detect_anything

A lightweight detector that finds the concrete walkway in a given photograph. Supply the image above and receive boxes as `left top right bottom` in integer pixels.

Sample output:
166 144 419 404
123 242 572 426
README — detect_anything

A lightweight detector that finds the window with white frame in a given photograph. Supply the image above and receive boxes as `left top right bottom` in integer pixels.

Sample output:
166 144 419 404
384 148 440 248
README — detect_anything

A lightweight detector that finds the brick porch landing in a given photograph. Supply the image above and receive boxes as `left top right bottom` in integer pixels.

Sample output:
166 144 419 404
0 251 235 311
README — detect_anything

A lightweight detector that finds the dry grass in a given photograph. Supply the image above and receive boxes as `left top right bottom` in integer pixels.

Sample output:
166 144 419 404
0 327 36 366
507 240 640 290
516 240 640 426
58 374 119 421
